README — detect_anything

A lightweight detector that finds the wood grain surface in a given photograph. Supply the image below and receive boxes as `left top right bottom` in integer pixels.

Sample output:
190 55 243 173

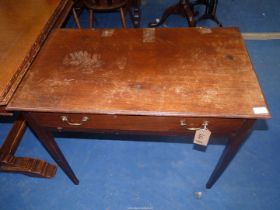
8 28 271 119
0 0 70 105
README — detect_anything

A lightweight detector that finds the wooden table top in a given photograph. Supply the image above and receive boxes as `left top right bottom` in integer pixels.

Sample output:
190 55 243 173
8 28 271 119
0 0 69 106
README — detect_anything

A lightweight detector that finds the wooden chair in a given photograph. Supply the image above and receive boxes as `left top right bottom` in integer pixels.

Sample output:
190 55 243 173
73 0 129 28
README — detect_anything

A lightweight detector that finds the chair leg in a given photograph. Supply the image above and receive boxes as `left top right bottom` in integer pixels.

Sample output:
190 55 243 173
89 9 94 28
72 8 81 28
120 7 127 28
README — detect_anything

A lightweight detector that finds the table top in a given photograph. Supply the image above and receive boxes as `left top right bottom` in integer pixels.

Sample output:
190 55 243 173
0 0 69 106
8 27 271 119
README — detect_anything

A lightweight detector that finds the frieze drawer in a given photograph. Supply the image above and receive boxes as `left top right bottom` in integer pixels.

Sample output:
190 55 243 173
29 112 244 136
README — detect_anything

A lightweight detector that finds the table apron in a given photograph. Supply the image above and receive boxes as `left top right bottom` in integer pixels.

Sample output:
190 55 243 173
28 112 245 136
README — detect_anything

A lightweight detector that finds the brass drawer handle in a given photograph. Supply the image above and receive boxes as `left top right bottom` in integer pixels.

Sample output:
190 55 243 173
180 120 208 131
61 116 89 126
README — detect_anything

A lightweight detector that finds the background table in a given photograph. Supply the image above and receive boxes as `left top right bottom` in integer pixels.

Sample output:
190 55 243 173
0 0 73 178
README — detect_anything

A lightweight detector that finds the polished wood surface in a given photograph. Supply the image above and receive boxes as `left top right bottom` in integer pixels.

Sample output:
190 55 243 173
9 28 270 119
0 0 73 178
0 0 71 106
7 28 271 187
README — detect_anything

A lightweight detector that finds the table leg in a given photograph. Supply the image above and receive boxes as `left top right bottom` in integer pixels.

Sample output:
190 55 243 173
129 0 141 27
195 0 222 26
0 114 56 178
149 0 195 27
206 119 256 188
24 113 79 185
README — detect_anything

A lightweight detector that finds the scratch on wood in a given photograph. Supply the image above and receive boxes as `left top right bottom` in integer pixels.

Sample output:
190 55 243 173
116 57 127 70
143 28 155 43
42 79 74 88
201 89 218 103
175 86 184 94
101 29 114 37
63 51 103 73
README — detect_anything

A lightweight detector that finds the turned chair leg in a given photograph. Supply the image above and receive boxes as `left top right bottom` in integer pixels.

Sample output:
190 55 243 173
72 8 81 29
120 7 127 28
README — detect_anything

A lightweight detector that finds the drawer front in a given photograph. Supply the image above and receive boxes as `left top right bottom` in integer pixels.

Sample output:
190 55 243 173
29 112 244 136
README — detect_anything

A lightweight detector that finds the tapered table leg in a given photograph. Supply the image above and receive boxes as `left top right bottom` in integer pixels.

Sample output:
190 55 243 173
24 113 79 185
206 119 256 188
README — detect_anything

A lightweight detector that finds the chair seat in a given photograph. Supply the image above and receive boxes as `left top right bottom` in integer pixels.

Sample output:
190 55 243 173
83 0 127 10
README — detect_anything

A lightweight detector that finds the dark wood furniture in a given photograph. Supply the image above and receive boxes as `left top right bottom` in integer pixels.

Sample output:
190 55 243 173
74 0 130 28
0 0 73 178
149 0 195 27
147 0 222 28
130 0 141 27
195 0 222 26
8 28 271 188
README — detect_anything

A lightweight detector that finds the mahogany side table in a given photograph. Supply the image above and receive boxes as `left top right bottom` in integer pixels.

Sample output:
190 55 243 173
8 28 271 188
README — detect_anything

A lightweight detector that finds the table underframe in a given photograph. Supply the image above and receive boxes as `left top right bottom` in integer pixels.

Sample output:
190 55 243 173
23 112 255 188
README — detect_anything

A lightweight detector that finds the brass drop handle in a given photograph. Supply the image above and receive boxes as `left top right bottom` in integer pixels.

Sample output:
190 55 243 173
180 120 209 131
61 116 89 126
